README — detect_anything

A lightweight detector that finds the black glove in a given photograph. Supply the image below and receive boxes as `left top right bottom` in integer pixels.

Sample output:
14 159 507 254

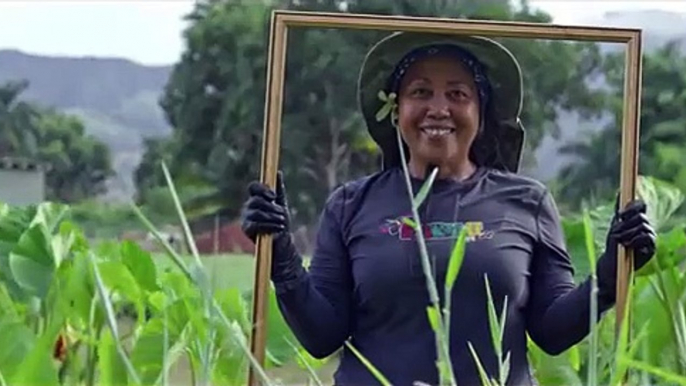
241 171 304 284
596 199 657 306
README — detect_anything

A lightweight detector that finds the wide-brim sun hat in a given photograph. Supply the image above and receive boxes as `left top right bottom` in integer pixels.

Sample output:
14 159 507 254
357 31 526 173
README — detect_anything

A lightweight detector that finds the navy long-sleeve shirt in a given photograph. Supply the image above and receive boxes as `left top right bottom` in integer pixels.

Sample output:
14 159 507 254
273 166 613 386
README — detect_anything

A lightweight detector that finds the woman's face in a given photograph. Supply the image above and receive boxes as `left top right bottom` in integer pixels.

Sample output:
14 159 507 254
396 55 480 167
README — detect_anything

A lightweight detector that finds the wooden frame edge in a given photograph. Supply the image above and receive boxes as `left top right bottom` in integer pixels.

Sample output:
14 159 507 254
249 10 643 386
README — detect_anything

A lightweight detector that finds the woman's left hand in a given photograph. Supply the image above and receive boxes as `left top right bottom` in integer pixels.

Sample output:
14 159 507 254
596 199 657 305
607 199 657 271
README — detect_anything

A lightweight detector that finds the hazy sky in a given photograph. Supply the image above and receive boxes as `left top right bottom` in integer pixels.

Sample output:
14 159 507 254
0 0 683 66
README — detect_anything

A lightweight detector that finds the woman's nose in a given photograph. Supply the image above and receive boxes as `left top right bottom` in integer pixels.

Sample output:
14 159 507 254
426 103 450 119
425 95 451 119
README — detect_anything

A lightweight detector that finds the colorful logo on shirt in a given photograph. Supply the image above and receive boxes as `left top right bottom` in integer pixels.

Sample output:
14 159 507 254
380 215 494 242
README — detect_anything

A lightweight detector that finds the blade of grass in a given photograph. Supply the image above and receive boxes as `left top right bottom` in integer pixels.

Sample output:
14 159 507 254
468 342 494 386
583 206 599 386
500 352 511 386
161 162 202 265
610 269 634 385
484 275 502 360
162 304 169 386
413 166 439 209
445 226 468 290
285 338 324 386
444 226 468 368
395 129 455 385
161 161 220 386
620 358 686 386
345 341 392 386
427 305 441 332
483 274 509 385
88 252 142 385
154 325 193 386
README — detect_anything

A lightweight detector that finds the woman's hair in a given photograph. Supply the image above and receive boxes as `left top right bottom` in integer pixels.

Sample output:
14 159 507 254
468 101 510 171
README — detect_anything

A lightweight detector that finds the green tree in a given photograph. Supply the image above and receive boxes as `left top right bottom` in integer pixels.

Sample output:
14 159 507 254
0 80 114 203
556 41 686 207
139 0 609 227
0 79 40 156
35 111 114 202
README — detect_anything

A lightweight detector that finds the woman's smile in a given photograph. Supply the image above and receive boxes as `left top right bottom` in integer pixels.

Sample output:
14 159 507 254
419 125 456 139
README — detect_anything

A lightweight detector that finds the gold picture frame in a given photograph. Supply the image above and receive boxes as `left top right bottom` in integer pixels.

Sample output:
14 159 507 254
250 10 642 385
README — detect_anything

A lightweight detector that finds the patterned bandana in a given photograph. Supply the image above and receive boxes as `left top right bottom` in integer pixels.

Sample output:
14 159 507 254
385 43 492 124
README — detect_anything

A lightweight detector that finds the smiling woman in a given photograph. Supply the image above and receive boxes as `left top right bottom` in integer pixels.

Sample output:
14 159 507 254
240 31 657 386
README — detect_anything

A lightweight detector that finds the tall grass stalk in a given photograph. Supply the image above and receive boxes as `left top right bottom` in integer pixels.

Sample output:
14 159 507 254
582 206 599 386
610 268 634 385
484 275 510 386
88 252 142 385
131 161 276 386
161 161 215 386
621 357 686 385
444 227 468 357
285 338 324 386
394 138 509 385
395 128 456 385
394 122 509 385
345 341 393 386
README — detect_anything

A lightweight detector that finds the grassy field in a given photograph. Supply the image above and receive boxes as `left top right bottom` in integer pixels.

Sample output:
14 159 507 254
153 252 256 293
150 252 339 385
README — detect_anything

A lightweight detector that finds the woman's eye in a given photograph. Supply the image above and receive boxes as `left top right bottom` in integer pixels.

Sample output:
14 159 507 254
449 90 469 99
411 88 430 97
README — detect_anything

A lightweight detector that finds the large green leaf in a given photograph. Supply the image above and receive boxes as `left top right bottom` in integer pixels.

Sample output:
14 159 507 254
48 252 94 329
6 307 63 386
215 288 250 331
562 217 592 280
632 276 676 368
0 203 36 242
31 202 70 234
0 204 37 300
0 284 19 321
121 240 160 293
9 224 55 298
98 260 145 322
638 175 684 232
131 302 189 385
637 227 686 276
0 316 35 380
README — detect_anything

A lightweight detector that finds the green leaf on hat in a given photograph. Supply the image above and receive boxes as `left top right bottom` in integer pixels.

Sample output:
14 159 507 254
375 90 398 123
377 90 387 102
375 102 392 122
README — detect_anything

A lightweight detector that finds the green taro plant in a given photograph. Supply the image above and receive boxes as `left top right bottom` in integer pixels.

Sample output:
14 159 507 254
0 162 328 386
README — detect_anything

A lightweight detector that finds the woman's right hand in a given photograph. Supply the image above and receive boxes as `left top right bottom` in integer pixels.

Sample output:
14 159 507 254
241 171 290 241
241 171 303 284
